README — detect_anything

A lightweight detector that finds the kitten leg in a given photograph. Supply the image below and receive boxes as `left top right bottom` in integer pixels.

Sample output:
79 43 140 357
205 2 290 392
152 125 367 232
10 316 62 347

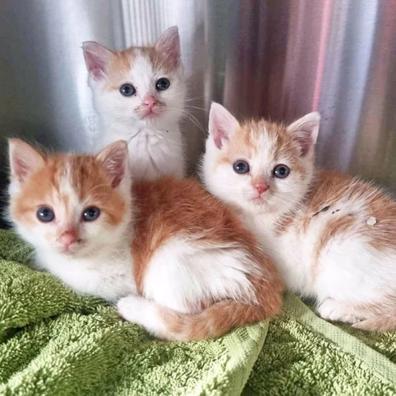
352 298 396 331
317 299 366 324
352 313 396 332
317 298 396 331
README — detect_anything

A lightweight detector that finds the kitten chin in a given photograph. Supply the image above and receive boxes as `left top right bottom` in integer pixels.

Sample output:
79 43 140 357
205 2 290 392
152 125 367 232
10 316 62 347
202 103 396 332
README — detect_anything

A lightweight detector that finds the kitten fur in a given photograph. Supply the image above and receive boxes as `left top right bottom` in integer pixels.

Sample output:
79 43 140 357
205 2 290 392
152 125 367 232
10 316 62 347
8 139 283 341
201 102 396 332
82 26 186 181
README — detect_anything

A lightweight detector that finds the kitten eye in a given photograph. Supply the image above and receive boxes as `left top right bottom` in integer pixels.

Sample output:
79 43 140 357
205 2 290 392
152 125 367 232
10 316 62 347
82 206 101 222
233 160 250 174
155 77 170 91
273 164 290 179
119 83 136 97
37 206 55 223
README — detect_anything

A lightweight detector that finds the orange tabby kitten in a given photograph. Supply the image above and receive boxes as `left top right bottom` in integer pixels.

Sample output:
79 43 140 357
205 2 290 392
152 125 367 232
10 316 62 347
8 139 283 341
202 103 396 331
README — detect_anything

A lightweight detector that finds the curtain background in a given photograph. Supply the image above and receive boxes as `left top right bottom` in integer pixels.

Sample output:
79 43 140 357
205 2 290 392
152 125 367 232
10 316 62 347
0 0 395 223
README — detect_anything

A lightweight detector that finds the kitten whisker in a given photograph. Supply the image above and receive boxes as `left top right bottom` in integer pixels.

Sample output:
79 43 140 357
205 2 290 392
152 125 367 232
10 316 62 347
183 105 206 112
184 96 204 103
181 111 206 136
166 106 207 136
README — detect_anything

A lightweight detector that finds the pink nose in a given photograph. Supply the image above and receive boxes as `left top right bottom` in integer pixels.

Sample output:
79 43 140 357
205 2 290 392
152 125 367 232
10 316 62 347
59 229 78 249
255 182 269 195
143 95 157 109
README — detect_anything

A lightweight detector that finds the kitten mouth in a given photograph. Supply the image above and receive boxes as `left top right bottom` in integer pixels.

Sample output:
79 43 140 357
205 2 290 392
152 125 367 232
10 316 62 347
58 241 84 255
138 105 164 119
59 247 78 255
250 196 267 205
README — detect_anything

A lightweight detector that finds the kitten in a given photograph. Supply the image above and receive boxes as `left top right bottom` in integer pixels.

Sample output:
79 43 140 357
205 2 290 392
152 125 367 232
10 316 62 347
201 102 396 332
82 26 186 181
8 138 283 341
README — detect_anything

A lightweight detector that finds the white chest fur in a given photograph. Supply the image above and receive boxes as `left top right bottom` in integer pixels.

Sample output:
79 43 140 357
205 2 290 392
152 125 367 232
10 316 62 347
127 127 184 180
100 122 185 180
36 249 136 302
244 212 317 297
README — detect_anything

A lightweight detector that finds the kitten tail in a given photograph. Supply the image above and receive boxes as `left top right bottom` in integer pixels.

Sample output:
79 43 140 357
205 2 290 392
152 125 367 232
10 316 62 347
161 280 282 341
118 274 283 341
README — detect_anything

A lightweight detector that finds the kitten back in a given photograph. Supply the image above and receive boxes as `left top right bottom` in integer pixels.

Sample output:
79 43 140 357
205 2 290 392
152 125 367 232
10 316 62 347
123 176 284 340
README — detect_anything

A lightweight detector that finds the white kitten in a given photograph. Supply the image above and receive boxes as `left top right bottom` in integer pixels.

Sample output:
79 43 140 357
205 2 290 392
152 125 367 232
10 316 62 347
83 26 186 180
201 103 396 332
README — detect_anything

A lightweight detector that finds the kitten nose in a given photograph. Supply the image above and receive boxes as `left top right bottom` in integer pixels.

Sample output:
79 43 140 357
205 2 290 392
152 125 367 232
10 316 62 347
254 182 269 195
143 95 157 109
59 229 78 249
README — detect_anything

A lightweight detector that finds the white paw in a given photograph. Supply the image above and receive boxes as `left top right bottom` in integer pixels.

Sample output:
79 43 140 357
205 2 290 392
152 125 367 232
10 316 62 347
317 299 360 324
117 295 147 324
117 295 167 338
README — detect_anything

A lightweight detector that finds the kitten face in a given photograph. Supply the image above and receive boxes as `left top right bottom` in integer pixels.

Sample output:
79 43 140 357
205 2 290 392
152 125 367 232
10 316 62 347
83 26 185 129
202 103 320 217
8 140 130 258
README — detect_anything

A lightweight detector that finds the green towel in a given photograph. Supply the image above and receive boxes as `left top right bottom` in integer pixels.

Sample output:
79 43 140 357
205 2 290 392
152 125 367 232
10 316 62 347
245 296 396 395
0 229 395 395
0 230 265 395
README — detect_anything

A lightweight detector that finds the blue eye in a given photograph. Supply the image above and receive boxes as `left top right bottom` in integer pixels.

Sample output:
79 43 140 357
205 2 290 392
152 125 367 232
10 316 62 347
119 83 136 97
233 160 250 174
155 78 170 91
82 206 101 222
36 206 55 223
273 164 290 179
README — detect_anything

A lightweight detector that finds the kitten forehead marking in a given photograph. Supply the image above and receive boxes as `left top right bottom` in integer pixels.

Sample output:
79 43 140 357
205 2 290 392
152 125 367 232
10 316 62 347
58 160 80 221
220 120 301 177
104 48 175 92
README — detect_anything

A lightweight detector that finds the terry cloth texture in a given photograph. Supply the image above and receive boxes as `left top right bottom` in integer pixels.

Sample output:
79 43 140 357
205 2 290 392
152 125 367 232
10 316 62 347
0 230 395 395
244 294 396 395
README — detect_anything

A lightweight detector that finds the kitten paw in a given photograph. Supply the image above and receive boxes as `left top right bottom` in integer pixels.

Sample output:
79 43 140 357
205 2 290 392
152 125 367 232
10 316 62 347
317 299 362 324
117 295 167 337
117 295 147 324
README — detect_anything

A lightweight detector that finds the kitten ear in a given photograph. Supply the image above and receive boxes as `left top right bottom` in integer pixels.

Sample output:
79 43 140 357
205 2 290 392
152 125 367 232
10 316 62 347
82 41 113 80
154 26 181 69
287 112 320 156
208 102 240 149
8 139 45 184
96 140 129 188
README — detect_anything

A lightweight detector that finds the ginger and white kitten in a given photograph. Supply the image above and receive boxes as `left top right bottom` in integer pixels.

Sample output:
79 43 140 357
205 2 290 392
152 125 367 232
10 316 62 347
82 26 186 180
8 139 282 341
202 103 396 332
